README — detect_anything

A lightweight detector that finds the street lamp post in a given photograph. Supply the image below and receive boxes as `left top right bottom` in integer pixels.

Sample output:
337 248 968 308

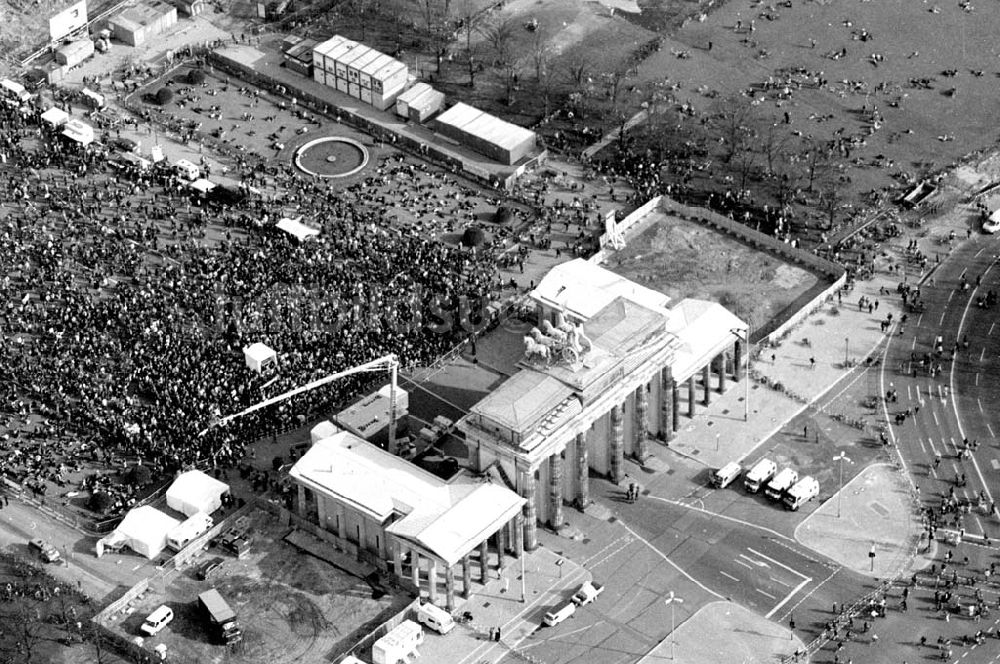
665 591 684 661
730 327 750 422
833 451 853 518
845 337 849 365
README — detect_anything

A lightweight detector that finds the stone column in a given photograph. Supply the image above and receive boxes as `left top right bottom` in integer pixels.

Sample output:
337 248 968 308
317 495 327 529
462 553 472 598
411 549 420 589
549 452 564 529
335 504 346 540
687 375 696 417
521 469 538 551
635 384 649 461
478 540 489 583
671 382 680 433
445 565 456 610
733 339 743 381
702 365 711 405
512 514 524 557
718 353 727 392
428 559 439 605
610 404 624 484
296 484 306 517
660 367 675 441
496 526 506 572
576 431 590 509
393 542 403 579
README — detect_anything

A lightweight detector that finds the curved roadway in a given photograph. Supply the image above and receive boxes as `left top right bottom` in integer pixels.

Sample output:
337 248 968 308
881 234 1000 540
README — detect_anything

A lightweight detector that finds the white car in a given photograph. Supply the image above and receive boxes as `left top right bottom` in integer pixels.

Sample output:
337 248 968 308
140 605 174 636
983 212 1000 234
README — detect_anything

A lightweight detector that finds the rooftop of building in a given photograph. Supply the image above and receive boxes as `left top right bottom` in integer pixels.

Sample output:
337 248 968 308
290 431 524 565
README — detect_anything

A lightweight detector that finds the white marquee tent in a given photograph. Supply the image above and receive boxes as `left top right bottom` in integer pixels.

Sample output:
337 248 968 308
276 216 320 241
166 469 229 517
40 107 69 127
98 505 180 559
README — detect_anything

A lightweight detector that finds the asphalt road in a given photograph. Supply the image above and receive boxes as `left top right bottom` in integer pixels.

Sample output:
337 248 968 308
880 233 1000 541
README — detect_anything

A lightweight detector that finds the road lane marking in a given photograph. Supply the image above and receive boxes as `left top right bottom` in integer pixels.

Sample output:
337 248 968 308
746 548 810 580
907 385 913 400
765 577 812 620
939 310 947 325
645 495 795 542
735 559 754 570
976 248 986 258
950 255 998 512
981 348 986 362
911 337 917 350
756 588 776 600
988 423 995 437
917 437 927 454
991 322 997 336
769 576 792 588
948 291 955 303
720 571 740 582
616 520 725 600
933 410 940 426
979 398 984 413
738 554 769 569
976 373 980 386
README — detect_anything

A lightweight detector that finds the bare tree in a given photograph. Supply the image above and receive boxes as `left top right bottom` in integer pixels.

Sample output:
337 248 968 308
348 0 372 41
802 137 835 192
710 94 758 163
530 29 551 82
479 17 520 105
564 52 591 87
757 121 791 177
459 0 478 86
3 604 44 664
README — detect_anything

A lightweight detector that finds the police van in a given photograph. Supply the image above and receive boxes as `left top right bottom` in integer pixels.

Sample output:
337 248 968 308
743 458 777 493
764 467 799 501
711 462 742 489
783 476 820 510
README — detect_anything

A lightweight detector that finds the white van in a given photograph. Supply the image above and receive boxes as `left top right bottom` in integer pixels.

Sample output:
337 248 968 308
711 462 742 488
174 158 200 181
543 601 576 626
416 602 455 635
764 468 799 501
783 476 820 510
744 458 777 493
140 605 174 636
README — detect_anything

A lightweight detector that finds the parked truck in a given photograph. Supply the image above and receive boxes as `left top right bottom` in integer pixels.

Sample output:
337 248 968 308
764 468 799 501
783 476 820 510
198 589 242 644
571 581 605 606
744 458 777 493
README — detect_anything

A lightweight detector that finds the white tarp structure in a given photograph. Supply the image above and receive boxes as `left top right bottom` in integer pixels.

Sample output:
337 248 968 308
276 216 320 241
62 118 94 146
98 505 180 559
40 107 69 127
166 469 229 517
243 342 277 373
189 178 216 193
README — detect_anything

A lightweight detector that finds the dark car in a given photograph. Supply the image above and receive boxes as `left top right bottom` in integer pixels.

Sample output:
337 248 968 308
110 137 138 153
196 557 224 581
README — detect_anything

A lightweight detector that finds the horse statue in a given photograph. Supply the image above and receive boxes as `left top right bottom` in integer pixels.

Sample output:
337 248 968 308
541 320 567 343
523 336 550 364
530 327 556 346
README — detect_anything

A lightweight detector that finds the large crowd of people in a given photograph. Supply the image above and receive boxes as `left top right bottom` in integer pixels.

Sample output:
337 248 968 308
0 95 509 507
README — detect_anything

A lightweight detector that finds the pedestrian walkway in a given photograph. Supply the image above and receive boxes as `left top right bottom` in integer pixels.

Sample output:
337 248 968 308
417 546 590 664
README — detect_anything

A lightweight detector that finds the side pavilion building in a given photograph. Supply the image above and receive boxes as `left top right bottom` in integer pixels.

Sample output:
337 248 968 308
457 259 747 551
290 430 524 608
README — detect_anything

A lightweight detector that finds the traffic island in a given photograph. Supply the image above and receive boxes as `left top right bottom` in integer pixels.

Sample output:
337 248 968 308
795 463 922 577
635 601 804 664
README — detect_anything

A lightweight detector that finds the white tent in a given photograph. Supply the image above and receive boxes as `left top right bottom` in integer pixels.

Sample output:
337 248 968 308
276 216 320 241
189 177 216 193
165 469 229 517
62 118 94 146
104 505 180 559
40 107 69 127
243 342 277 373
